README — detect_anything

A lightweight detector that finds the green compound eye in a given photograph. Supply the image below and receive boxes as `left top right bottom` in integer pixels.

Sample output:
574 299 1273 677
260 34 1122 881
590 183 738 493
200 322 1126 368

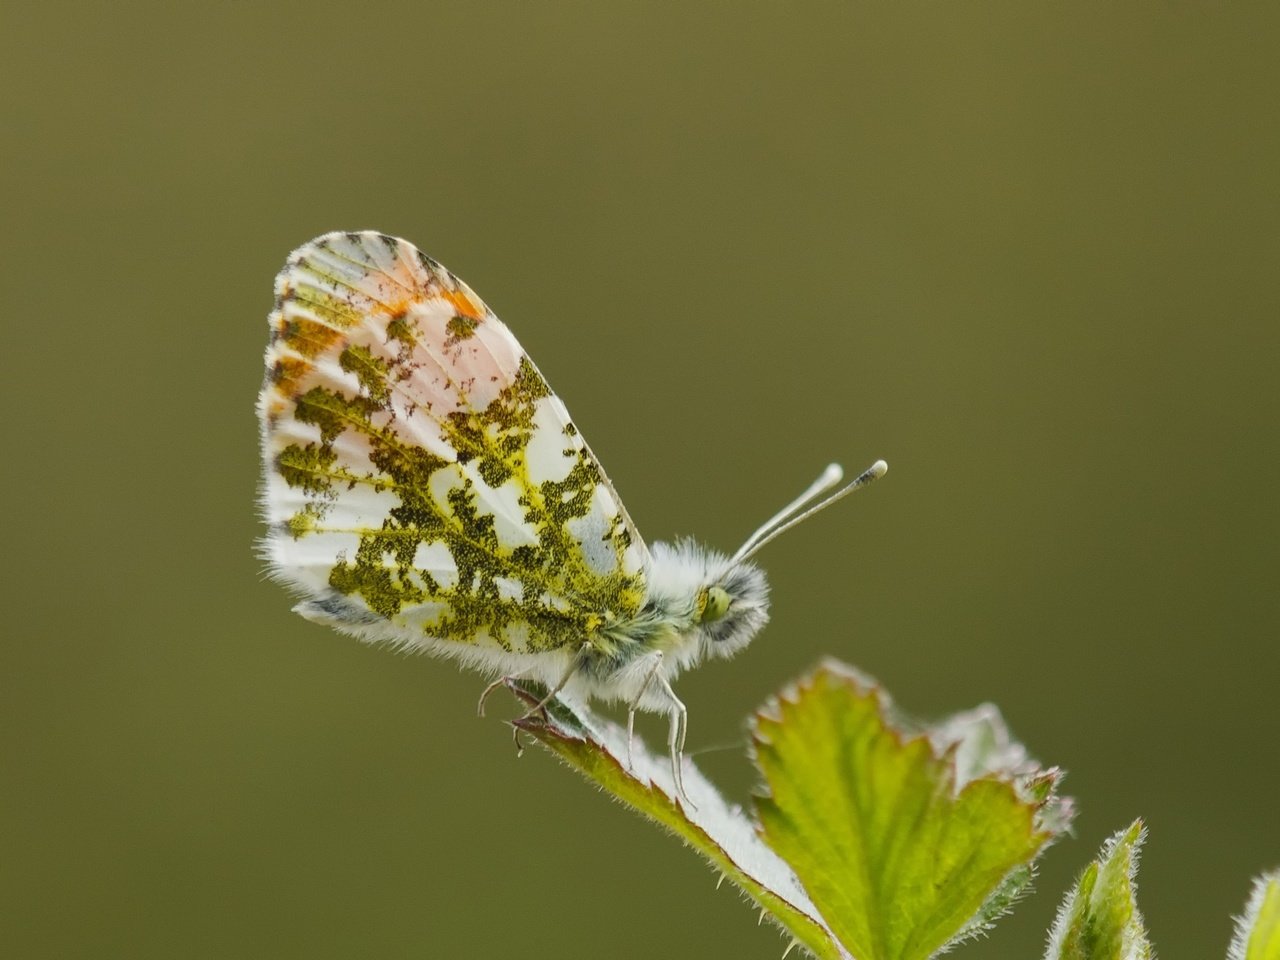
701 586 731 623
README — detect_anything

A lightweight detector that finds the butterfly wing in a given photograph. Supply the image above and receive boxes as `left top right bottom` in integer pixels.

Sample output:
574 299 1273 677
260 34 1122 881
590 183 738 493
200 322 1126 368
258 232 647 657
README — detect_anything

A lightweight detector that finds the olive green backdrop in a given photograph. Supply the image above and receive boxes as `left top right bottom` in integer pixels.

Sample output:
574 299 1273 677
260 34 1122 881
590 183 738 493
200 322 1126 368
3 2 1276 957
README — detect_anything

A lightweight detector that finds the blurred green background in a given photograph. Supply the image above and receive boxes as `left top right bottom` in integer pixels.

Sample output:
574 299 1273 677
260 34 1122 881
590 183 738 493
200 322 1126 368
3 1 1277 957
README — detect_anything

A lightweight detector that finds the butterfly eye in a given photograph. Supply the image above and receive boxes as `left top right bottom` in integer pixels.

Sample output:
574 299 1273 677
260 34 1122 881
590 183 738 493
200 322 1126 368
700 586 731 624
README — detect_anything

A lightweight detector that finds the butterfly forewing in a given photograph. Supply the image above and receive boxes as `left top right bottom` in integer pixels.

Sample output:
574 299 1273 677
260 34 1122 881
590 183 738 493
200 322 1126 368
259 232 646 655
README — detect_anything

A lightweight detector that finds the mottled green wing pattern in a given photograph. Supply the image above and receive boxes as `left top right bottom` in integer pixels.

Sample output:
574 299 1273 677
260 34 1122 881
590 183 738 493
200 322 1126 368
258 232 646 656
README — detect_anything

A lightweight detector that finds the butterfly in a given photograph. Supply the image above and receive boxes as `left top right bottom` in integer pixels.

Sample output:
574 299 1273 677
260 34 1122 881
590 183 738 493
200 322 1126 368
258 231 886 801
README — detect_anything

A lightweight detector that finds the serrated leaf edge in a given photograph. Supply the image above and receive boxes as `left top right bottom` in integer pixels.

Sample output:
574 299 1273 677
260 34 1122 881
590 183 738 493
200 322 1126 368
749 659 1069 960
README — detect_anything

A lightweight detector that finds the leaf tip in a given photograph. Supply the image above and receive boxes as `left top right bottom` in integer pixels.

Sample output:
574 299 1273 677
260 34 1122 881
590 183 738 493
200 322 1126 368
1044 819 1153 960
1228 869 1280 960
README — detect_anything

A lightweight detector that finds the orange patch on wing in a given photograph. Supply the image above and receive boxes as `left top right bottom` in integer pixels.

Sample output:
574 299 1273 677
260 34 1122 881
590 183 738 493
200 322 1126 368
378 298 414 319
438 288 484 321
270 356 311 394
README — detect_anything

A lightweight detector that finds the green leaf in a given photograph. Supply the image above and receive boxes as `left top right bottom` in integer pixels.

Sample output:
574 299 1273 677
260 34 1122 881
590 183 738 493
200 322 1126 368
507 680 848 960
507 659 1070 960
752 661 1068 960
1044 820 1153 960
1229 870 1280 960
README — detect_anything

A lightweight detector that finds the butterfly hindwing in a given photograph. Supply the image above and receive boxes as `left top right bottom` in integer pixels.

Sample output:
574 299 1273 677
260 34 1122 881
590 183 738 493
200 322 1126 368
258 232 646 656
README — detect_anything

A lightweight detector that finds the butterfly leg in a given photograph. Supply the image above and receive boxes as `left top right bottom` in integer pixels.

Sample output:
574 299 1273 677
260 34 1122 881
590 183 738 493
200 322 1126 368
476 673 535 758
654 673 693 808
477 672 530 717
625 652 666 770
519 642 590 720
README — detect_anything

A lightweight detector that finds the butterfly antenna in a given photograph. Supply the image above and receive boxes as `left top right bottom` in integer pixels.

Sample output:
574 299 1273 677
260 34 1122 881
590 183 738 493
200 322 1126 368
731 463 844 562
731 460 887 565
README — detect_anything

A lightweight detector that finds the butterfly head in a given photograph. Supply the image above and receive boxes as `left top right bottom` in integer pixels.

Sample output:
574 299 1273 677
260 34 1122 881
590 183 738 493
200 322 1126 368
681 459 888 663
694 558 770 660
642 541 769 664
